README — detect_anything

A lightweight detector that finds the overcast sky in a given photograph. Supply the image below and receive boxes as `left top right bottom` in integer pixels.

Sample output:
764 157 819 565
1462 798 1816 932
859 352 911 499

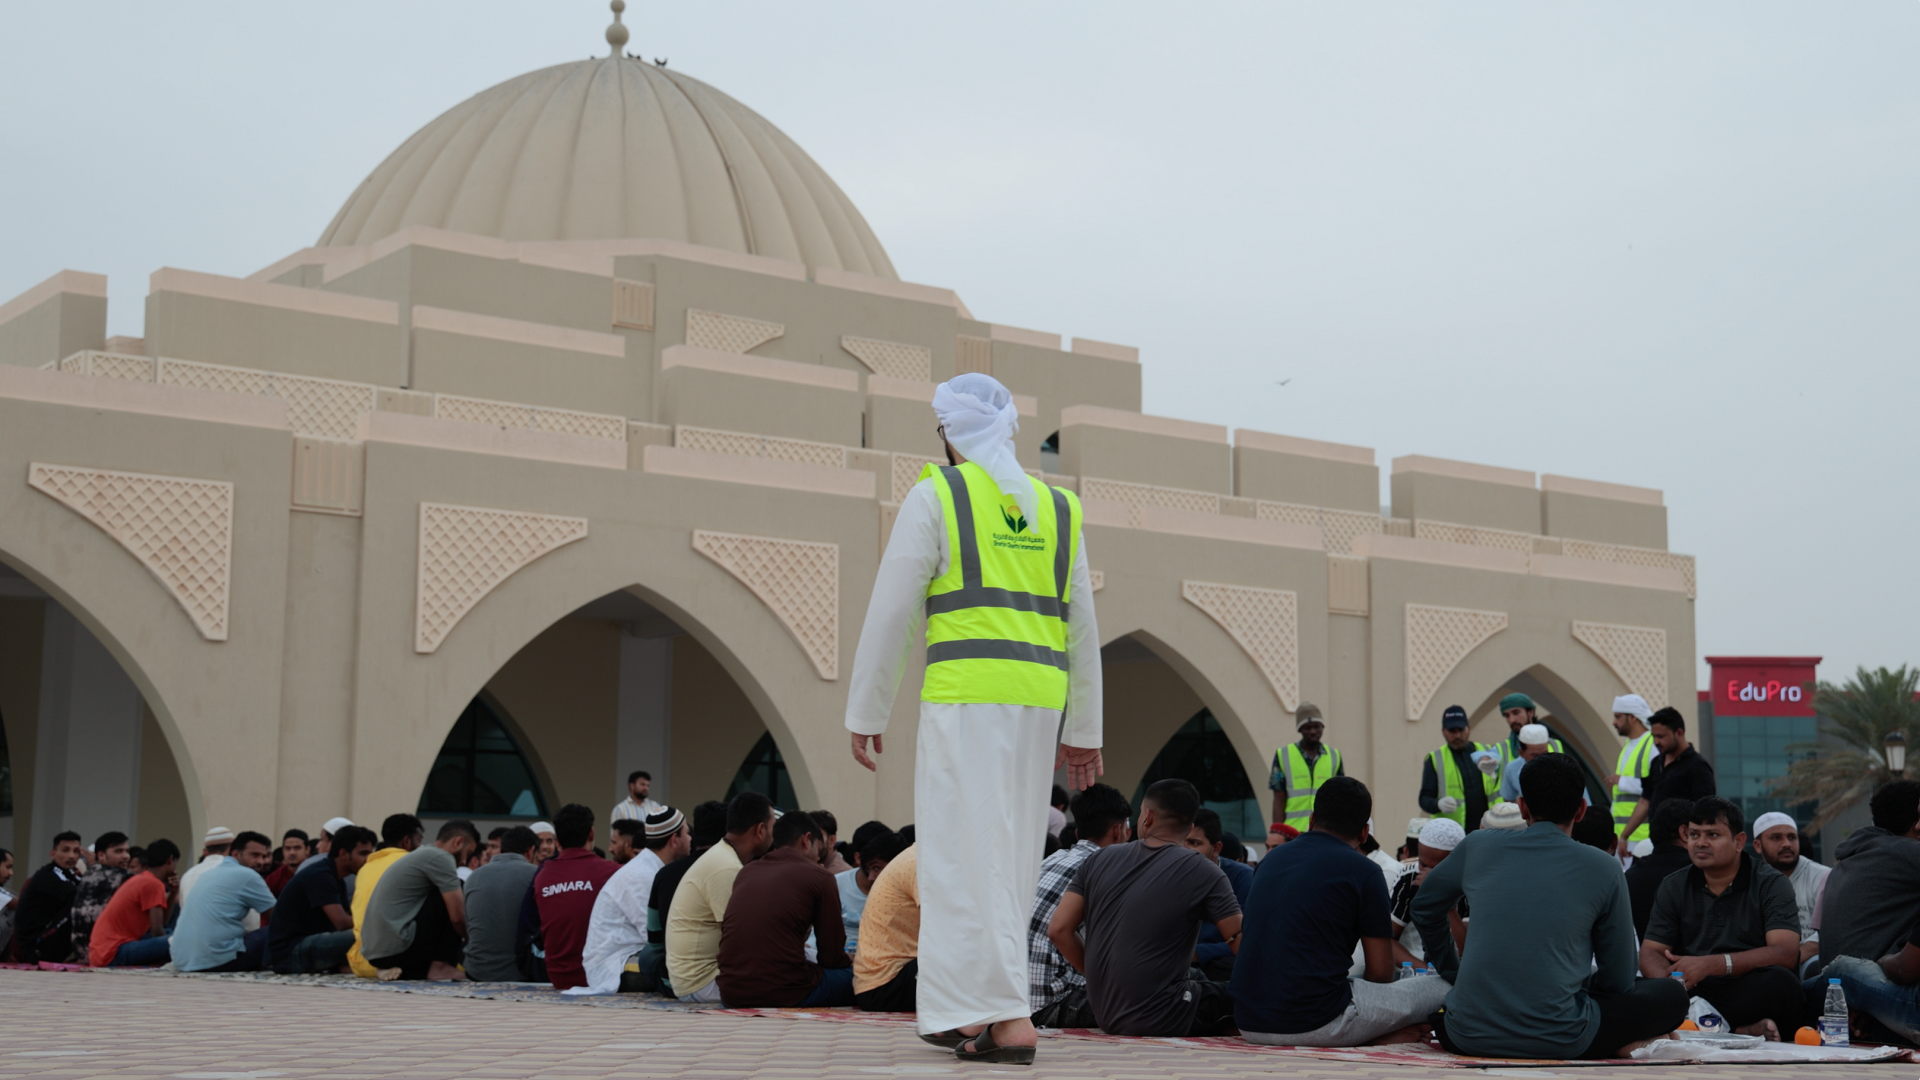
4 3 1915 690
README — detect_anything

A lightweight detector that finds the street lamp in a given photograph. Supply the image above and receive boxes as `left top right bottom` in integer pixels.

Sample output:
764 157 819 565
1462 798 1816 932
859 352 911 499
1886 731 1908 777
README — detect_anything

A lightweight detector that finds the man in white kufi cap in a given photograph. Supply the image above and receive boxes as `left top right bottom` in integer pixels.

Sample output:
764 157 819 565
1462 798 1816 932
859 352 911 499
1751 811 1827 953
1606 694 1657 854
847 372 1102 1065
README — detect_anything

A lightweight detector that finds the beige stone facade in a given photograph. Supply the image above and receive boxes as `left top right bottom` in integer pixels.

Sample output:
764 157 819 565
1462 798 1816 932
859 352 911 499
0 39 1695 856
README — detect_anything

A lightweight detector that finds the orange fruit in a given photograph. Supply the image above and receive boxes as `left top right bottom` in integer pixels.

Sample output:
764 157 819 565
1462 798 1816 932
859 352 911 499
1794 1027 1821 1046
1678 1019 1698 1031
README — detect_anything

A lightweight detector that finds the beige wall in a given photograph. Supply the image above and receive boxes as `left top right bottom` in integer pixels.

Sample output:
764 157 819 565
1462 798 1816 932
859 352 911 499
0 292 106 368
1392 471 1540 534
1542 489 1667 549
670 634 772 810
485 618 620 818
1099 646 1208 800
136 707 191 848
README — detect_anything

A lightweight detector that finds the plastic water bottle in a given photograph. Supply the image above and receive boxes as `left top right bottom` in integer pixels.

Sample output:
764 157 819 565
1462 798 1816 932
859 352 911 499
1425 963 1438 978
1822 978 1850 1046
1396 962 1415 981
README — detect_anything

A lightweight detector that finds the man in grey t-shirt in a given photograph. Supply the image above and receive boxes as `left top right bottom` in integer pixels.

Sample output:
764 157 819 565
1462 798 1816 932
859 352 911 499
462 826 539 982
361 820 478 981
1047 779 1240 1036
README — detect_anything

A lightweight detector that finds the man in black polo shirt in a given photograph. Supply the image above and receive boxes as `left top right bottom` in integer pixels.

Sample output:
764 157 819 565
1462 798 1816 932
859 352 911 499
1616 708 1714 856
1623 798 1695 939
1640 797 1802 1038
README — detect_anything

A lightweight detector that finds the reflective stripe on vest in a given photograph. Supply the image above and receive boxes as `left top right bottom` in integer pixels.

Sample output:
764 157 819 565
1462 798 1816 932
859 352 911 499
1277 743 1342 830
921 462 1081 709
1612 731 1656 841
1429 743 1503 826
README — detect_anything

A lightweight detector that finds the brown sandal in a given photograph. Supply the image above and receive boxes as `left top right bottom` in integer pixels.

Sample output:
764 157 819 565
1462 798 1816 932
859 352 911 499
954 1024 1036 1066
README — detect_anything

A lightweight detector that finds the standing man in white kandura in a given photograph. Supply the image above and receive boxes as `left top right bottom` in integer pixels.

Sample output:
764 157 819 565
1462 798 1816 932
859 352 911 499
847 372 1103 1067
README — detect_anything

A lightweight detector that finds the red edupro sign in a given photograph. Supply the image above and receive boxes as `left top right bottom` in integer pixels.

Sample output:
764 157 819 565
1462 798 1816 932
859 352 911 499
1705 656 1820 717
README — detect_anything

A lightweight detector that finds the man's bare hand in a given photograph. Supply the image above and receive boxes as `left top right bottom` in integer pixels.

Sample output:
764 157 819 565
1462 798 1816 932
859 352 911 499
1056 744 1104 790
851 732 883 772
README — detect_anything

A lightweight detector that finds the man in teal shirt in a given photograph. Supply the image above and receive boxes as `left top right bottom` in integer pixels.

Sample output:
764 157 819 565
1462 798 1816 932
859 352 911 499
1413 754 1685 1058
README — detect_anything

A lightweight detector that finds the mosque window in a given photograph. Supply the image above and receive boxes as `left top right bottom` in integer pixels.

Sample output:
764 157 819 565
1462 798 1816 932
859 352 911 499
728 732 797 811
1133 710 1262 841
417 698 549 819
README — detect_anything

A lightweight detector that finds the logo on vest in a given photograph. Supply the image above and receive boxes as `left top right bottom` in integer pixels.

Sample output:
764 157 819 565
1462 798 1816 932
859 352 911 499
1000 505 1028 534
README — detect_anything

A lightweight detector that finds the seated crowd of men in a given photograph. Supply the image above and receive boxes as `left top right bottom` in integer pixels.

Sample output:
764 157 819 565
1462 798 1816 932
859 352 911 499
6 764 1920 1057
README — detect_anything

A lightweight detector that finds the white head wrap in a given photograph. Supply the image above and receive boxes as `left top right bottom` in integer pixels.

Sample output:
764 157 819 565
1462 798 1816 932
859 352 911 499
322 816 354 835
531 821 556 836
1611 694 1653 721
1751 812 1797 837
932 373 1035 527
1419 818 1466 852
1519 723 1551 746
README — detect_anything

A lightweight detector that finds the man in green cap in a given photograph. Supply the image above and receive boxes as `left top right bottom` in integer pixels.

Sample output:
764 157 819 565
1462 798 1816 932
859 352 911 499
1497 692 1564 763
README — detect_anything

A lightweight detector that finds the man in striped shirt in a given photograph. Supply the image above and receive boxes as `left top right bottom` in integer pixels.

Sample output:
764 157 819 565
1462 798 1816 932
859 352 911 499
1027 783 1131 1028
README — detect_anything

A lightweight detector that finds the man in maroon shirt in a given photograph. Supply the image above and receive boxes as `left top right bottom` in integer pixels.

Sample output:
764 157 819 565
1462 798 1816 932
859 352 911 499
531 804 617 990
717 811 853 1007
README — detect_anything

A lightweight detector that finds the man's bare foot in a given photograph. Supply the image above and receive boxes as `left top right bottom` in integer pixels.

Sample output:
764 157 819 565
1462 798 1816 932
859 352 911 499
1615 1032 1679 1056
1369 1023 1430 1045
376 967 402 982
957 1018 1038 1049
425 961 467 982
1733 1019 1779 1041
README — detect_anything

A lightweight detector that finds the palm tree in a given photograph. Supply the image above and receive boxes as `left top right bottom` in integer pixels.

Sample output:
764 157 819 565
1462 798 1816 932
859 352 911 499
1769 665 1920 832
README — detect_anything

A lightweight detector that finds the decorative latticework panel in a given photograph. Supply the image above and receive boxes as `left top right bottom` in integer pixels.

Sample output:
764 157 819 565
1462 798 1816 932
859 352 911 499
1414 519 1537 557
1255 500 1384 555
955 334 992 376
434 395 625 441
275 373 378 440
1383 518 1414 538
612 279 655 330
159 357 275 397
532 407 628 441
1405 603 1509 721
28 462 234 641
434 394 531 429
89 352 157 382
685 308 783 354
693 530 839 680
1562 540 1697 599
1080 477 1221 515
675 426 847 469
415 503 588 653
842 336 933 381
1572 621 1669 709
1182 581 1300 710
891 454 941 503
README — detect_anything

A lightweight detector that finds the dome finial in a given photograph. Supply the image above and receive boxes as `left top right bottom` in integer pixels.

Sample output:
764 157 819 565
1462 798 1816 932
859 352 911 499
605 0 630 57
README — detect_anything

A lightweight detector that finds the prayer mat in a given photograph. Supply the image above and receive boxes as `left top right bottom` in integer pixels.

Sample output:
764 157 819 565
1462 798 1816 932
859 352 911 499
708 1008 1916 1067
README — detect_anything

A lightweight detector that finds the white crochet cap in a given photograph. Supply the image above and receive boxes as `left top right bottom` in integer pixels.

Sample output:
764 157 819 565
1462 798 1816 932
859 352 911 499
1419 818 1466 852
1481 803 1526 831
322 817 354 834
531 821 556 836
1519 723 1552 746
1752 812 1797 837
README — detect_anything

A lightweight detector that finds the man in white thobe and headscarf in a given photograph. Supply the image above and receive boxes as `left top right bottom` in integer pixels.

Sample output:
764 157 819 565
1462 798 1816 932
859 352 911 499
847 372 1103 1066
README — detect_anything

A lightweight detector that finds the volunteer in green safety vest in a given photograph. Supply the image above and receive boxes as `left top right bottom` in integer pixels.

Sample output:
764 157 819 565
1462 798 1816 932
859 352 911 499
1268 702 1345 832
1418 705 1503 830
1497 692 1566 762
1606 693 1657 846
845 372 1101 1062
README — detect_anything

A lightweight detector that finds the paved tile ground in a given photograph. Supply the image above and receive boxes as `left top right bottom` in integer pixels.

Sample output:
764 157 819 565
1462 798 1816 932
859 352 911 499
0 969 1886 1080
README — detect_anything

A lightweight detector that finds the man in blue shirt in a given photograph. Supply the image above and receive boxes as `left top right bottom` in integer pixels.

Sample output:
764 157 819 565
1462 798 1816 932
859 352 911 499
171 831 278 972
1185 808 1254 983
1414 754 1686 1058
1233 776 1448 1045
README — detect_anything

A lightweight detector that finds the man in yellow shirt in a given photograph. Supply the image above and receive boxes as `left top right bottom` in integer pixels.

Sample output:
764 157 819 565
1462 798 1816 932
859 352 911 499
853 844 921 1012
663 792 774 1002
348 814 422 978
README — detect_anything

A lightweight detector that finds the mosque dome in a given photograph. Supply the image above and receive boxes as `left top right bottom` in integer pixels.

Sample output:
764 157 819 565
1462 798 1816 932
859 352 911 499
317 21 896 278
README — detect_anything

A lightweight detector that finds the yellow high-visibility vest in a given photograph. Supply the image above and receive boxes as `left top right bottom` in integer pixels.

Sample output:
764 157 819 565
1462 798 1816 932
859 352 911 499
1613 731 1657 843
1428 743 1503 826
1276 743 1343 830
920 462 1081 709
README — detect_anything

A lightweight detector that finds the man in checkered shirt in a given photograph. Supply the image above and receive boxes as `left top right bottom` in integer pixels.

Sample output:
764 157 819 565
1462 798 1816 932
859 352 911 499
1027 783 1133 1028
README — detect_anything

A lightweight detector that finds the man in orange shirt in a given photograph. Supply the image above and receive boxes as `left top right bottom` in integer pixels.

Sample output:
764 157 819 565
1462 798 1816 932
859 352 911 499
91 839 180 967
852 844 921 1012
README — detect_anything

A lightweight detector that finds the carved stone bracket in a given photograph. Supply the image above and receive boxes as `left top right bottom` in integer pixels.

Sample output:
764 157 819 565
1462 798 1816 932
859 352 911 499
693 529 839 679
1405 603 1508 721
1572 620 1669 709
1182 580 1300 711
415 503 588 653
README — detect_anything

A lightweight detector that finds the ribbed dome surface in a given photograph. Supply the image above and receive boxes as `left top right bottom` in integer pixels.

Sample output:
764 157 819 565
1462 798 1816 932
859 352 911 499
319 57 896 278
